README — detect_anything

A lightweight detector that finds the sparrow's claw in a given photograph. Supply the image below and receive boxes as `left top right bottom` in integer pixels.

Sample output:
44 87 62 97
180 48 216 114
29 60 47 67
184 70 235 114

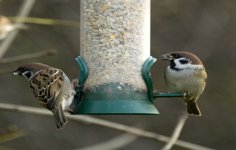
183 91 191 98
66 107 74 114
183 91 195 101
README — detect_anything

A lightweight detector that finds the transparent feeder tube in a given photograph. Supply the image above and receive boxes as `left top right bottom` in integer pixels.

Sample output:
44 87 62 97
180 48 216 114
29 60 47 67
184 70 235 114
81 0 150 93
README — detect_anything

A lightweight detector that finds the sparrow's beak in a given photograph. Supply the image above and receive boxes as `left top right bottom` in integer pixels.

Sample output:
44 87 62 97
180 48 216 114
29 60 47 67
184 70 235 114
160 54 173 61
13 71 20 75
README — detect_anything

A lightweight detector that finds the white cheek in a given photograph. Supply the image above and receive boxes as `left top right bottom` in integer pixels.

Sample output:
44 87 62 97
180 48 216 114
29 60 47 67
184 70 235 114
174 59 203 70
173 59 182 68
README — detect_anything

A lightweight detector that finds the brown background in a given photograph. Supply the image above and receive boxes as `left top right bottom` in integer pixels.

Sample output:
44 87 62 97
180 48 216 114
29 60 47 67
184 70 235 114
0 0 236 149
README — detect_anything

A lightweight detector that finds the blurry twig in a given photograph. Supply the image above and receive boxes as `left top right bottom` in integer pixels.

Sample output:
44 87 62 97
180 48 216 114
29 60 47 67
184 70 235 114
0 0 35 59
0 146 13 150
78 134 137 150
0 49 57 64
0 130 26 144
0 125 27 144
9 17 80 28
0 103 214 150
161 113 189 150
0 49 57 75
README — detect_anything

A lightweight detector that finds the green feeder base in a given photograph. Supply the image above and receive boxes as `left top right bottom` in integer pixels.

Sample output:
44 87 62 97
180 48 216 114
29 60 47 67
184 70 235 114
75 99 159 114
73 83 159 114
73 56 159 114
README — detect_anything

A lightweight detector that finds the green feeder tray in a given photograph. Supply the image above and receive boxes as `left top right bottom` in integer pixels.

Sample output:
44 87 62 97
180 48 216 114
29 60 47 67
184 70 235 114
72 56 184 114
73 56 159 114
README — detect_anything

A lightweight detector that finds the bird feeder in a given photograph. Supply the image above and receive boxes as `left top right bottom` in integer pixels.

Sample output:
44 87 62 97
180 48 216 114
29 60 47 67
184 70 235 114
73 0 183 114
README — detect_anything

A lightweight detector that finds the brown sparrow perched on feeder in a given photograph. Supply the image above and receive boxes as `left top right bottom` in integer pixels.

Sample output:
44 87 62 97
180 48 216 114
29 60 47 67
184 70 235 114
160 51 207 116
13 63 78 129
0 15 27 40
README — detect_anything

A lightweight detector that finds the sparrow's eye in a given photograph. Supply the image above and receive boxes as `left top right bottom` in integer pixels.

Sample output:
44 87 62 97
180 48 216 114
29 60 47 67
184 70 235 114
179 59 189 64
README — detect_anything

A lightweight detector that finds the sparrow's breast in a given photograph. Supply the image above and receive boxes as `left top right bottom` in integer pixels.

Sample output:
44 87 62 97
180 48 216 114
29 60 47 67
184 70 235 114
165 67 206 97
56 75 75 110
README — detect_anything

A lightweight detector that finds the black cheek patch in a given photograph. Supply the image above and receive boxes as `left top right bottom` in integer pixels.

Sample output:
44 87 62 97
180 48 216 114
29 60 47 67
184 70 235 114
179 59 188 64
23 71 33 79
170 60 183 71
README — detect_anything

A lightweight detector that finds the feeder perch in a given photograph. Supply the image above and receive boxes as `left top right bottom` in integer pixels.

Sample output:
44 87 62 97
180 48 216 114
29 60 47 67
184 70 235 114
72 0 184 114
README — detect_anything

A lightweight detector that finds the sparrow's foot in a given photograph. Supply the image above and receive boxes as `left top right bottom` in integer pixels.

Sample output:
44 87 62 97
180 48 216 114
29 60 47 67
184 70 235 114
183 91 191 98
66 107 74 114
183 91 195 101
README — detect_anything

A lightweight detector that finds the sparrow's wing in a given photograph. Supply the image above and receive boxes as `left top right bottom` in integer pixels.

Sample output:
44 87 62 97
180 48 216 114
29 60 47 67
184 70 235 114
30 68 64 109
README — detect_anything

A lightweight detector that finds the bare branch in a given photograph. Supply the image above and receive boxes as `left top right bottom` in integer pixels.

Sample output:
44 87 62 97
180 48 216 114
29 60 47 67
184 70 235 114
0 0 36 59
9 17 80 28
0 125 27 144
161 113 189 150
0 49 57 64
0 103 214 150
0 146 14 150
78 134 137 150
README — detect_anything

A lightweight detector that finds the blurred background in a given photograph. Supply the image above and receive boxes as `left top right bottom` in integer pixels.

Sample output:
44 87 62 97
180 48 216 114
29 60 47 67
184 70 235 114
0 0 236 149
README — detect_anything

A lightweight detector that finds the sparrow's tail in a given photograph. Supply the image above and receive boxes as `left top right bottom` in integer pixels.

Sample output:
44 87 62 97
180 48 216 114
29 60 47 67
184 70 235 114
53 106 68 129
186 102 201 116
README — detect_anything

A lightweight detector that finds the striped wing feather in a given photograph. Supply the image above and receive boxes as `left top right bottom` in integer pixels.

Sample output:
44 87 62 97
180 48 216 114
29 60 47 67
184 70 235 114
30 68 64 109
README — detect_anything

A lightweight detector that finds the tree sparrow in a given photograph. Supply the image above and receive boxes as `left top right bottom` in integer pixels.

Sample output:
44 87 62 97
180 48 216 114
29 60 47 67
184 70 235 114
160 51 207 116
13 63 77 129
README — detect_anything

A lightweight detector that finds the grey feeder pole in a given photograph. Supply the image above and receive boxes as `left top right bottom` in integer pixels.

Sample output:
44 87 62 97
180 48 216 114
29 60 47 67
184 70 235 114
73 0 183 114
